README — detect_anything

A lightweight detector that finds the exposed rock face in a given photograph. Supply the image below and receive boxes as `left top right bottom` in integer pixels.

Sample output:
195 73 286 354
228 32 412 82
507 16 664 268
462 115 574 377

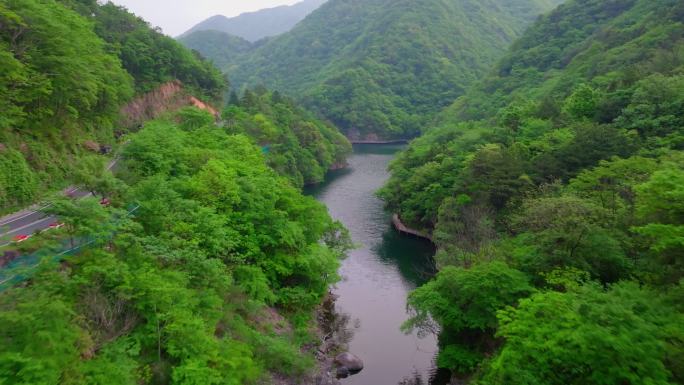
83 140 100 152
188 96 219 116
119 80 219 129
335 366 350 378
334 352 364 373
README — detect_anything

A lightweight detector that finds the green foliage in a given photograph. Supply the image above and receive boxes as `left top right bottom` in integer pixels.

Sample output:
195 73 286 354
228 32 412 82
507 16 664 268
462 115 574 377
0 0 226 213
387 0 684 380
0 112 350 382
562 84 602 120
0 149 37 209
0 0 133 211
382 0 684 254
616 74 684 139
508 195 630 283
477 283 683 385
184 0 559 138
632 163 684 284
0 278 83 384
80 1 227 102
404 262 533 373
224 90 351 187
446 0 684 122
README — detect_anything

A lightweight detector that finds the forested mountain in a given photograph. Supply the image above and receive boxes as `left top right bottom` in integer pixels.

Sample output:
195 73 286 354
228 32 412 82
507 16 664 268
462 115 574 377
380 0 684 381
178 30 253 70
224 89 351 187
1 0 350 214
0 0 225 212
180 0 327 42
0 108 351 384
184 0 562 139
0 1 352 383
3 0 683 383
64 0 226 102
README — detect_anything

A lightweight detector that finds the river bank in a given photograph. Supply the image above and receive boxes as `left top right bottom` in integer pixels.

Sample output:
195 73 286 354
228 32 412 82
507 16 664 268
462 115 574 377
392 214 433 242
306 144 444 385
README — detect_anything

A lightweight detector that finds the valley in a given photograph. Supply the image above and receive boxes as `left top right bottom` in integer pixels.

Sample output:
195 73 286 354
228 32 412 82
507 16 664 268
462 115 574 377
1 0 683 384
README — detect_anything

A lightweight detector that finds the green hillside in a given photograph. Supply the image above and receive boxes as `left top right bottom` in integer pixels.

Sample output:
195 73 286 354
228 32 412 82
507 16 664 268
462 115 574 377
380 0 684 381
1 0 350 213
0 2 352 383
439 0 684 122
184 0 561 139
178 30 253 70
0 108 350 384
0 0 227 212
224 89 351 187
1 0 134 212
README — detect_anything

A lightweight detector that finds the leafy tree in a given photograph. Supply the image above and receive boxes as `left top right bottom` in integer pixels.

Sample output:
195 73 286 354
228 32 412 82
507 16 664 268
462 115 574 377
0 282 83 385
43 197 114 247
509 195 629 283
562 84 601 120
223 91 351 187
183 0 559 138
478 283 683 385
617 74 684 138
404 262 533 374
632 165 684 283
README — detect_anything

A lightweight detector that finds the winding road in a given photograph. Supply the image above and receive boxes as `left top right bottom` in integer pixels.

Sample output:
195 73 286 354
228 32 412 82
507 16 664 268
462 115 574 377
0 157 120 248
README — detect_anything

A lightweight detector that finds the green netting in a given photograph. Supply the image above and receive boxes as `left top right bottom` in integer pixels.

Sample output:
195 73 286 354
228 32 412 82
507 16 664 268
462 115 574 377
0 205 139 291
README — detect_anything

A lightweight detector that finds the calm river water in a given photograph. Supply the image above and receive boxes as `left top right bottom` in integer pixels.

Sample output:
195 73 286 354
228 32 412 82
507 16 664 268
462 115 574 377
306 144 449 385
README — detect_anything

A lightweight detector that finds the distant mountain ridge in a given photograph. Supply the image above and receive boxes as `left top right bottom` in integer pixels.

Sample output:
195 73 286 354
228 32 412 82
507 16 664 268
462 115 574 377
179 0 327 42
217 0 564 139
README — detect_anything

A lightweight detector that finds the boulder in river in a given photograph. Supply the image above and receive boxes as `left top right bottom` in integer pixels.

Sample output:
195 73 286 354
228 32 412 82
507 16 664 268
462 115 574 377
336 366 350 378
334 352 364 373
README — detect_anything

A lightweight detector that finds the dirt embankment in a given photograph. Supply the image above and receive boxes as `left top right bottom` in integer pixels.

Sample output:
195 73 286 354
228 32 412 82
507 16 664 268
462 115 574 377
120 80 219 129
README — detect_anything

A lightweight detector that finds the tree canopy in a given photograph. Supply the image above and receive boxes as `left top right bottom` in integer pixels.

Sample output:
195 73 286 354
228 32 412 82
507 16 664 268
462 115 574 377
391 0 684 381
181 0 561 139
0 0 226 213
0 109 351 383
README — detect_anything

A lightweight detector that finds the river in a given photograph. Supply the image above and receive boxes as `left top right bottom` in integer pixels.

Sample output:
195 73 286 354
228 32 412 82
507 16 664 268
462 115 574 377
306 144 450 385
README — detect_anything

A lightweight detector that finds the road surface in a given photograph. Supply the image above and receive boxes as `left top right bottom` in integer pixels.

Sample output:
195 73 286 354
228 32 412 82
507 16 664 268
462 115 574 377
0 188 94 247
0 157 119 248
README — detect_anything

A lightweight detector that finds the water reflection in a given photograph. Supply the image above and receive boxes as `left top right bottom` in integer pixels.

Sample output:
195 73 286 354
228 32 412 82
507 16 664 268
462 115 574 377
374 229 437 287
397 368 453 385
309 144 449 385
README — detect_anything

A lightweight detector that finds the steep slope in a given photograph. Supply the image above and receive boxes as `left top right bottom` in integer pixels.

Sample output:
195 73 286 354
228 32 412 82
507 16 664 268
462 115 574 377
0 0 226 213
439 0 684 122
0 0 132 211
222 0 561 139
178 30 253 70
180 0 327 42
379 0 684 381
0 109 350 385
382 0 684 231
225 90 352 187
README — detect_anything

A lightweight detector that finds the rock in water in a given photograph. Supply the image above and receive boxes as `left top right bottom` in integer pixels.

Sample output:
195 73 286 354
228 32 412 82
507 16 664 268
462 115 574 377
336 366 350 378
334 352 364 373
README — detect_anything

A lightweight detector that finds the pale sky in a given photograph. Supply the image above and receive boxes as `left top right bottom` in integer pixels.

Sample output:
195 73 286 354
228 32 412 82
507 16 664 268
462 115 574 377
108 0 301 36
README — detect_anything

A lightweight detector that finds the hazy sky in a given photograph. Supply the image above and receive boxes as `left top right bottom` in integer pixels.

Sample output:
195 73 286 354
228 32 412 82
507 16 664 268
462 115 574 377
109 0 301 36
